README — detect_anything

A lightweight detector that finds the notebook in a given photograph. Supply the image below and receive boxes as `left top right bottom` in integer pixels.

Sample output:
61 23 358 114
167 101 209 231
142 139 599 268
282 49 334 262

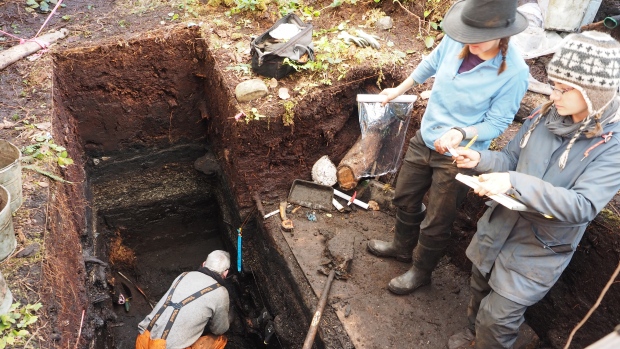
455 173 541 213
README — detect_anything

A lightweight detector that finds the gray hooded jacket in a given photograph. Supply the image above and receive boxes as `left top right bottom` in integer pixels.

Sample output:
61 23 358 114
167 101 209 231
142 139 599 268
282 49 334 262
138 271 229 348
467 100 620 306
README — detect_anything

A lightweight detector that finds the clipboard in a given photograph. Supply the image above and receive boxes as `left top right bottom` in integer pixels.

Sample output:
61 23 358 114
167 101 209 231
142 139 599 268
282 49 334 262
455 173 551 218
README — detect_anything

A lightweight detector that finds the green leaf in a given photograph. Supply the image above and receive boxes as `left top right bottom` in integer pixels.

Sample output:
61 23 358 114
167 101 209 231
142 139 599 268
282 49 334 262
59 150 68 158
15 329 29 337
39 1 50 12
27 303 42 311
430 22 438 30
57 157 74 167
424 10 431 18
62 15 70 21
19 314 37 327
25 0 37 6
424 36 435 48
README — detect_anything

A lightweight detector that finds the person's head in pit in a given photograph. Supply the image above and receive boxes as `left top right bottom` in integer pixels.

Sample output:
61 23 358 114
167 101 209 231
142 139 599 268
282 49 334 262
203 250 230 278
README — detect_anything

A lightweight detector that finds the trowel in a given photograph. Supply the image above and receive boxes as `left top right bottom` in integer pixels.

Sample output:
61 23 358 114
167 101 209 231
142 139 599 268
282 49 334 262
279 201 294 231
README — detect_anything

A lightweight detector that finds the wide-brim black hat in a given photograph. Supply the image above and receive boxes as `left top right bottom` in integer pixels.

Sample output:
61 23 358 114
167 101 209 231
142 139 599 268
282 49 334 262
441 0 528 44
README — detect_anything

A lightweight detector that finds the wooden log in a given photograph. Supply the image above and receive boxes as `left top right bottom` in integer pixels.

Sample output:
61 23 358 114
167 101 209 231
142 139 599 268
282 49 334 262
337 132 382 190
0 29 68 71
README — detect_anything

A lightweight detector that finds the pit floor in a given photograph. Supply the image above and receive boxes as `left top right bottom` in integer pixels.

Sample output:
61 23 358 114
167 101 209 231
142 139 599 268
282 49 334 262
263 201 472 349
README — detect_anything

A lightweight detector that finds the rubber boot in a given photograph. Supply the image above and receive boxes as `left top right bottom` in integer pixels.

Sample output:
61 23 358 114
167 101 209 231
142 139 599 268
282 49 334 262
387 235 446 295
367 205 426 262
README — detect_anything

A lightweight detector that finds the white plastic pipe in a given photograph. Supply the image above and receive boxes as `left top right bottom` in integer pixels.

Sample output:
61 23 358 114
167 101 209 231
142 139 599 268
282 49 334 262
333 189 369 210
332 198 344 212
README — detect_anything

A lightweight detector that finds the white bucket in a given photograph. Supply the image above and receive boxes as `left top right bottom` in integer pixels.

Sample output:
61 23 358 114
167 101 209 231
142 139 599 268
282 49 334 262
0 185 16 262
0 271 12 315
0 140 22 213
542 0 602 32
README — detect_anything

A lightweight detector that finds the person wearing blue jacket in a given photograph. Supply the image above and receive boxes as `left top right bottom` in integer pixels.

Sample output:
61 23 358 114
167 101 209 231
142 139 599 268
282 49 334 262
450 31 620 349
367 0 529 295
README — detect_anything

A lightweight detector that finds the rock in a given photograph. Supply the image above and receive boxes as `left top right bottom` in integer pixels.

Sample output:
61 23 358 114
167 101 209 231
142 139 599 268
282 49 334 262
344 304 352 317
235 79 269 102
376 17 393 30
325 232 355 278
16 242 40 258
194 152 221 177
311 155 337 186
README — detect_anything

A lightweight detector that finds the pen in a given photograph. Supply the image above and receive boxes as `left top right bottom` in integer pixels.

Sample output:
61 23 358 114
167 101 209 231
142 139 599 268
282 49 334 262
453 134 478 164
464 134 478 149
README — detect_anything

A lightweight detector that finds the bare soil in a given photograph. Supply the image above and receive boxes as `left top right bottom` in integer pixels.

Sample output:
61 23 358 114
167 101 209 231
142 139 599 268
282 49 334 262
1 1 620 349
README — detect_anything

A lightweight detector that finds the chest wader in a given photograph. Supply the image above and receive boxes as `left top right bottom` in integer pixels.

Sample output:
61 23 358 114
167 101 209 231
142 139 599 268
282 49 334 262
367 204 426 262
135 272 222 349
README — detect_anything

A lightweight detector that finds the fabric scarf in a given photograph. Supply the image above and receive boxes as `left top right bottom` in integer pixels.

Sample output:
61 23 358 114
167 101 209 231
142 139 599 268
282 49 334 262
545 98 620 138
197 267 233 297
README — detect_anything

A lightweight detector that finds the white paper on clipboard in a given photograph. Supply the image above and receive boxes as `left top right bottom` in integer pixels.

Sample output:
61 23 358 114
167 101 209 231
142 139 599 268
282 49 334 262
456 174 531 211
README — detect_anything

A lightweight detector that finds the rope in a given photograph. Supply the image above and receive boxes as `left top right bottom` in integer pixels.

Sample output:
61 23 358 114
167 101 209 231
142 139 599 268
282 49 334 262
0 0 64 51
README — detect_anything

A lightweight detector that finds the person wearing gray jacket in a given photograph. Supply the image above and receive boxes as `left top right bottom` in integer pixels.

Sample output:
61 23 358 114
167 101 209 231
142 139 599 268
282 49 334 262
137 250 230 349
449 31 620 349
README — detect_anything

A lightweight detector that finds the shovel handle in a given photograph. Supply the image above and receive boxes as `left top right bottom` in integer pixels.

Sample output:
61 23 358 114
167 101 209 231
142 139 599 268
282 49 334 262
301 269 336 349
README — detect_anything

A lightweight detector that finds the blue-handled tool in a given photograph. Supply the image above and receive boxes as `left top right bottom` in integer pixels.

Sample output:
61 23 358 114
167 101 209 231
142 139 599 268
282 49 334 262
237 228 242 273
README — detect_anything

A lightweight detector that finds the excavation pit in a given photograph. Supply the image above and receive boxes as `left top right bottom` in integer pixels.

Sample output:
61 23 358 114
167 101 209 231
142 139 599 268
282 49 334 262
87 145 281 349
46 25 620 349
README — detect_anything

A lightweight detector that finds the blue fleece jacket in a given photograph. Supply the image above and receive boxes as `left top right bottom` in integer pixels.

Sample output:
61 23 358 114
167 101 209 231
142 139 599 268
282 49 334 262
410 36 529 153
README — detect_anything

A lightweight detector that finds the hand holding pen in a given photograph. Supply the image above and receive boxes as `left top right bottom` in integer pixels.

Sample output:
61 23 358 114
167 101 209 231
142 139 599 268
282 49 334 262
450 134 478 165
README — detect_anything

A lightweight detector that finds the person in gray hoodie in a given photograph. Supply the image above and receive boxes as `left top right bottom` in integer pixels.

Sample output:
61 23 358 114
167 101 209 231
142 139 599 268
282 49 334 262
136 250 230 349
448 31 620 349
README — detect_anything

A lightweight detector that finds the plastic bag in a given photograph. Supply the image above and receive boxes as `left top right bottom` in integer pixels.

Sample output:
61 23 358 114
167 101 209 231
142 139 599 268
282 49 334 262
356 94 416 178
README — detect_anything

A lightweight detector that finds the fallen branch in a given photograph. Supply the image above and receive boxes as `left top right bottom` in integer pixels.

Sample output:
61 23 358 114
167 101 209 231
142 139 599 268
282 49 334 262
22 164 73 184
393 0 426 35
118 271 155 309
0 29 68 71
563 259 620 349
74 309 85 349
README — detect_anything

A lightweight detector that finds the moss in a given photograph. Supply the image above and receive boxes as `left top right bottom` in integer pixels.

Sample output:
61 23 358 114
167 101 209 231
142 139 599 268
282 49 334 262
282 100 295 127
599 207 620 228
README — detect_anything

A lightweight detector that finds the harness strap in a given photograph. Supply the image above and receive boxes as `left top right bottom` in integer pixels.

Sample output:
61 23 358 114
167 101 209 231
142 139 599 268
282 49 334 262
160 282 221 340
147 272 188 331
147 272 222 340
